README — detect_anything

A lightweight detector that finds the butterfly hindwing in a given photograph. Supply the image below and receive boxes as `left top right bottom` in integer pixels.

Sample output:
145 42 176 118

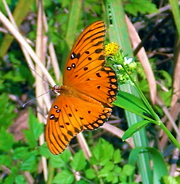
46 94 112 155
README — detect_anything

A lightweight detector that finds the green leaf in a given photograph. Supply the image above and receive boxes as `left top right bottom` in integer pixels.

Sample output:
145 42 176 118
21 150 38 172
160 89 172 107
99 155 111 166
122 164 135 176
3 70 25 82
23 108 43 148
53 170 74 184
122 120 150 140
119 173 127 183
176 176 180 183
15 175 26 184
114 91 152 117
98 161 114 177
113 149 121 164
124 0 158 16
4 175 14 184
128 147 169 183
91 138 114 166
13 147 29 160
101 139 114 160
0 93 16 129
0 154 12 167
0 127 14 152
114 166 122 174
91 139 103 162
11 166 18 175
161 175 178 184
38 142 52 158
50 149 71 168
106 172 118 183
158 70 172 88
70 150 86 171
84 168 96 179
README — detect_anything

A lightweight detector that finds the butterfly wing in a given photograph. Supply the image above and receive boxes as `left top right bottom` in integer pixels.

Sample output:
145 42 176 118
63 21 105 86
63 20 117 107
46 94 112 155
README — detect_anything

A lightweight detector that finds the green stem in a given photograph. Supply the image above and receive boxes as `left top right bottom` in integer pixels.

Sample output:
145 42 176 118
158 122 180 150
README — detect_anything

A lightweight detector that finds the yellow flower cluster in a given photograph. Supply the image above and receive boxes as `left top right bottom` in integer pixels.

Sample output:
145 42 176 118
105 42 119 56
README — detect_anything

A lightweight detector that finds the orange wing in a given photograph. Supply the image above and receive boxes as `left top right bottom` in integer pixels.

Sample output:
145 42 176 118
63 20 117 107
46 94 113 155
46 21 118 154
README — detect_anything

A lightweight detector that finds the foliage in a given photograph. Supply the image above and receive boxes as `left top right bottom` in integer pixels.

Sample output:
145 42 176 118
40 139 136 184
124 0 158 16
0 93 16 129
0 109 43 183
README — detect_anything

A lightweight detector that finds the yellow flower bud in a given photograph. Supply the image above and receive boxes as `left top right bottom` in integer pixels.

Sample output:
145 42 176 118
105 42 119 56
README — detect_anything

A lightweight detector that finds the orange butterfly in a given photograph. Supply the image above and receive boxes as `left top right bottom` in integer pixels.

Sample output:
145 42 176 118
46 21 118 155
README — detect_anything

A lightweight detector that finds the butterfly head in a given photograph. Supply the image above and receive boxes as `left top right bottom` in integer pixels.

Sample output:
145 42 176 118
51 85 62 94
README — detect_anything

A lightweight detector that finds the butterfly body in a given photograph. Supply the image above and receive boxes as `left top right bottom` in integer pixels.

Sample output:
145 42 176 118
46 21 118 155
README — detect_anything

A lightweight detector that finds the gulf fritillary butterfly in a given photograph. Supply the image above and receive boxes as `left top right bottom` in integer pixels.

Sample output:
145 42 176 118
46 21 118 155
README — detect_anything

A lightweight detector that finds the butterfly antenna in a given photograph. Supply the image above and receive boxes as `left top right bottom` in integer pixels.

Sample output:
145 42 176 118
22 90 51 108
28 64 50 85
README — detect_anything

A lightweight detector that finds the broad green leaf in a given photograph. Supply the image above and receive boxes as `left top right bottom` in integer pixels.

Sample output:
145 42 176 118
15 175 26 184
3 71 25 82
38 142 52 158
161 175 177 184
113 149 121 164
11 166 18 175
124 0 158 16
53 170 74 184
84 168 96 179
50 149 71 168
122 164 135 176
122 120 150 140
70 150 86 171
13 147 29 160
160 89 172 107
59 149 72 163
106 172 118 183
128 147 169 183
114 91 152 117
4 175 14 184
119 173 127 183
0 155 12 167
0 93 16 129
0 128 14 152
23 108 43 148
99 155 111 166
98 161 114 177
21 151 38 172
91 138 114 165
114 166 121 174
100 139 114 160
91 139 103 162
176 176 180 183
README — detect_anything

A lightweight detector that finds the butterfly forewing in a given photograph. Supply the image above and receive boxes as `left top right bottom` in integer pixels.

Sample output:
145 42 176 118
46 21 118 155
63 21 106 86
